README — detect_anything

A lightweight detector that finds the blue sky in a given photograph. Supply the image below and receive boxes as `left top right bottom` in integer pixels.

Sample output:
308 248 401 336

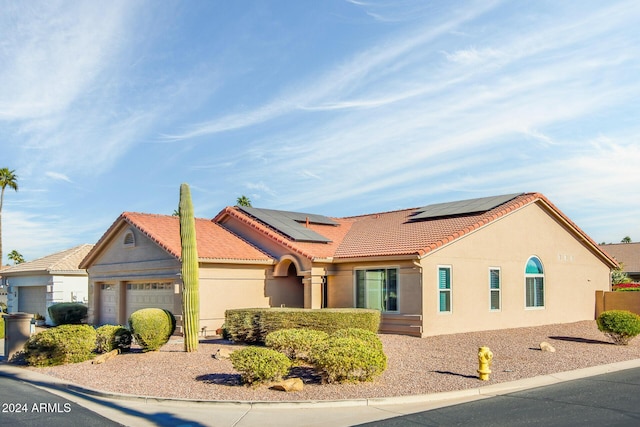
1 0 639 263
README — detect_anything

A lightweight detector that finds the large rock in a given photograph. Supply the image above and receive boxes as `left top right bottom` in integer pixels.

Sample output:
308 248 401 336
92 349 119 364
540 341 556 352
270 378 304 392
212 348 233 359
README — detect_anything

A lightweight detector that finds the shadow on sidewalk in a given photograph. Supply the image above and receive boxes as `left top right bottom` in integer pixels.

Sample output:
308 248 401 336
0 360 208 427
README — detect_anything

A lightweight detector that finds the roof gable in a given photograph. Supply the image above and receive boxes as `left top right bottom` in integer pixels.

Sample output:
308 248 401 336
80 212 274 269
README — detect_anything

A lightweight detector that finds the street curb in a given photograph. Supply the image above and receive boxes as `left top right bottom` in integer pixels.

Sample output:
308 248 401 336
2 358 640 409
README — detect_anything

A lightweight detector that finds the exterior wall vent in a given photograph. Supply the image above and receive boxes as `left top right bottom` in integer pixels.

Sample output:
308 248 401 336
123 230 136 247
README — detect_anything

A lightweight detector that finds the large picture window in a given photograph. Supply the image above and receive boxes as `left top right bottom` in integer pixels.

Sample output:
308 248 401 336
438 266 451 313
355 268 398 312
525 256 544 308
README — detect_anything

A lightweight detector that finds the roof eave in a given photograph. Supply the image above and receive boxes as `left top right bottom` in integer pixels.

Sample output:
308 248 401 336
198 258 275 265
332 253 421 264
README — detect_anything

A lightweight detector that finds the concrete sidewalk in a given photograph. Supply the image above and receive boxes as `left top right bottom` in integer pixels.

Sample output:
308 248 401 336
2 352 640 427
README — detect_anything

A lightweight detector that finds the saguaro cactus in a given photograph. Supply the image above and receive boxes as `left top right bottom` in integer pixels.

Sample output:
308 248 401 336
179 183 200 352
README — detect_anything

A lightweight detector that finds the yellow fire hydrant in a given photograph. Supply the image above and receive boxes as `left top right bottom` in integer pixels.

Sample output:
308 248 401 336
477 346 493 381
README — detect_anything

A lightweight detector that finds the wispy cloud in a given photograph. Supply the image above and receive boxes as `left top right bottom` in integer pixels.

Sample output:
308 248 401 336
199 0 640 226
163 1 501 141
45 172 73 183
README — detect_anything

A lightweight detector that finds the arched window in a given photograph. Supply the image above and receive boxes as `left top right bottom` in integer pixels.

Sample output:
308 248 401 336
525 256 544 308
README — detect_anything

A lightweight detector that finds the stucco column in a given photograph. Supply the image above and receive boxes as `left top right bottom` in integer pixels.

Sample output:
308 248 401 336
303 274 323 309
118 281 127 325
88 282 98 325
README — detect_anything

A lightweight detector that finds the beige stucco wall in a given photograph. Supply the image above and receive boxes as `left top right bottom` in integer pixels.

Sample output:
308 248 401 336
327 259 423 335
87 223 285 333
419 202 611 336
198 264 272 332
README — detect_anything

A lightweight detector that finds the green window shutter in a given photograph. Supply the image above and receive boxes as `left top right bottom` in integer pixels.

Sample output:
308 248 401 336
439 267 450 289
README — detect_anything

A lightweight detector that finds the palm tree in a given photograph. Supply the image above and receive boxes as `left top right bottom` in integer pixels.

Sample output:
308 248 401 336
0 168 18 265
7 249 24 264
236 195 252 207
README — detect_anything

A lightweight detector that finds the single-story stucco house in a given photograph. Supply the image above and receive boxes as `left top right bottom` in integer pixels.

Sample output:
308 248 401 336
81 192 617 337
2 244 94 325
599 242 640 282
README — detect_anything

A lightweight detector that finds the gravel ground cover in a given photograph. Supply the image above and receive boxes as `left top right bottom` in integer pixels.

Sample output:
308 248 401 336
25 320 640 402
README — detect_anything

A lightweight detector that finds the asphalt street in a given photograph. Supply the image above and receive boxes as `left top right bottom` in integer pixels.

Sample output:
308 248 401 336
357 367 640 427
0 375 123 427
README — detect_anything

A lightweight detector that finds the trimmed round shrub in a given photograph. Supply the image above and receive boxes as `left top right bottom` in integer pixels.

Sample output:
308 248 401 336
230 347 292 385
330 328 383 351
95 325 133 353
265 328 329 361
597 310 640 345
24 324 97 366
311 336 387 383
48 302 88 325
128 308 176 352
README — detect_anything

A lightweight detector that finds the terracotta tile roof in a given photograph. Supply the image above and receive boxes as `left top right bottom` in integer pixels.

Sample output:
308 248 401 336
106 212 273 263
599 243 640 273
2 244 94 275
216 193 617 268
335 193 616 265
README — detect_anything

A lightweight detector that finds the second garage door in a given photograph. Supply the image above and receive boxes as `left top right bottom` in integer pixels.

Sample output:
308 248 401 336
125 282 175 320
18 286 47 318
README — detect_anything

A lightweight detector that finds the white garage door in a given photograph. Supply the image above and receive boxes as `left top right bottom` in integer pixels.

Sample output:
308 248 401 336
125 282 174 321
18 286 47 317
100 284 117 325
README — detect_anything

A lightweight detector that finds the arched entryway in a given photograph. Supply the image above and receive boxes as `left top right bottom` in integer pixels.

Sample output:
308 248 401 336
268 257 304 308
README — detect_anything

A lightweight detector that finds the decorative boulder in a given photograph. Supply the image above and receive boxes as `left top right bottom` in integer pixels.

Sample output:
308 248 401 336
269 378 304 392
540 341 556 352
212 348 233 359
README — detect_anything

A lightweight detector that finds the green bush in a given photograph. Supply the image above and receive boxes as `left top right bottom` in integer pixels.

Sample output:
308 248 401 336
597 310 640 345
230 347 292 385
311 336 387 383
225 308 380 344
330 328 383 351
95 325 133 353
47 302 88 325
24 325 97 366
265 328 329 361
128 308 176 352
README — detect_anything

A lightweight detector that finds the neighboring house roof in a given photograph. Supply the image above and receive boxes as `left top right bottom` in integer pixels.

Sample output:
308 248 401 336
216 193 617 267
599 242 640 274
2 244 94 276
80 212 274 268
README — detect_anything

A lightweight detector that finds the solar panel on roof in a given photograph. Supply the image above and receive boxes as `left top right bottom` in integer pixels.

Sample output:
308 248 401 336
411 193 523 221
238 206 336 242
